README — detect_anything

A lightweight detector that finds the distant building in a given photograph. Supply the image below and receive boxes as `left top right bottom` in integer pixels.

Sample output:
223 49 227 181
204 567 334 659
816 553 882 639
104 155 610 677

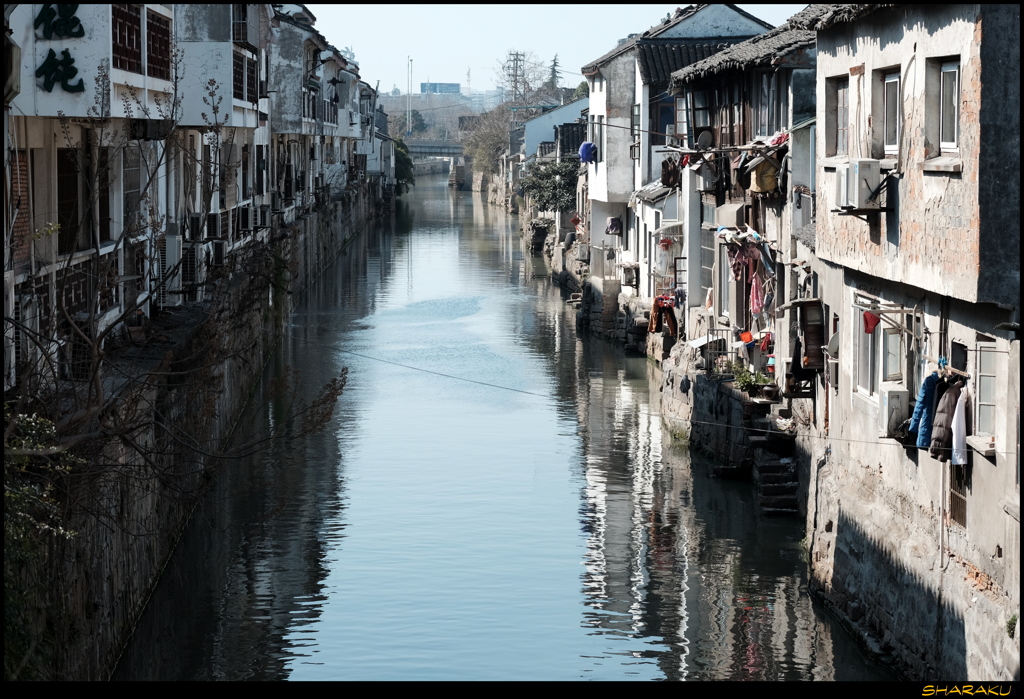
421 82 460 94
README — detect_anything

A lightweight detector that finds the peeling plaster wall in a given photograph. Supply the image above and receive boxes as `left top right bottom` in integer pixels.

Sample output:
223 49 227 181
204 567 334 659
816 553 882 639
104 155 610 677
815 5 990 305
269 22 306 135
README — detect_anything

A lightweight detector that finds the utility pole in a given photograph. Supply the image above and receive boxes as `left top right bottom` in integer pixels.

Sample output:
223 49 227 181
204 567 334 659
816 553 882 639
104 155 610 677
406 56 412 137
503 51 525 105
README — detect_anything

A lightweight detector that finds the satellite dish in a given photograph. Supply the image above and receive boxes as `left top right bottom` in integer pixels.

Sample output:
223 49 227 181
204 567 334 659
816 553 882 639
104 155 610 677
696 130 713 150
824 332 840 360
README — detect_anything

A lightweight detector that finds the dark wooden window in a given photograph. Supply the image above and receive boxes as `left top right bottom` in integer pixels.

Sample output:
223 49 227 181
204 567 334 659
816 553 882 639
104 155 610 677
232 4 249 42
233 53 245 100
246 57 257 103
241 144 251 199
57 149 82 254
97 149 112 244
112 4 142 73
146 10 170 80
255 145 265 195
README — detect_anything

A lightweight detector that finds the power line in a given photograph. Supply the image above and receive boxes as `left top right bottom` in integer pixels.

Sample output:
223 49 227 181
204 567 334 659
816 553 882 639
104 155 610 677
284 331 1015 456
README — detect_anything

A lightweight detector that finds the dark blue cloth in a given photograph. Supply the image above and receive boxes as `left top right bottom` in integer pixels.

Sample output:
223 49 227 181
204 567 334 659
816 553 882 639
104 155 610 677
908 372 939 448
579 141 597 164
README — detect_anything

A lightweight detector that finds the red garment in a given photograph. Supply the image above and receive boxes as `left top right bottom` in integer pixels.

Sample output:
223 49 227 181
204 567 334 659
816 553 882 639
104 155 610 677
863 311 881 334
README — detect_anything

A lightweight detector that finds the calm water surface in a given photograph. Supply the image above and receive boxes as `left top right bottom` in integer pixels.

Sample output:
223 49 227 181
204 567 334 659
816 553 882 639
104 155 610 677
113 175 895 681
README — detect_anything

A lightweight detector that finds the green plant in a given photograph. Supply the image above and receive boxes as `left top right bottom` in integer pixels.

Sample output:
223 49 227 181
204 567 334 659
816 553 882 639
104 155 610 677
1008 614 1018 639
521 160 578 213
731 362 770 394
393 138 415 196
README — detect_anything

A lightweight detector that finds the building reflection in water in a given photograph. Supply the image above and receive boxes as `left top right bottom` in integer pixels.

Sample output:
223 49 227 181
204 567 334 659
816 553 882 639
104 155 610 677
515 234 882 681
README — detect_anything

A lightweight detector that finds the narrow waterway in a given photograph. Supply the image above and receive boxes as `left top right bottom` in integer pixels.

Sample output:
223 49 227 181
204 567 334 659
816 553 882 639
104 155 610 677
113 174 895 681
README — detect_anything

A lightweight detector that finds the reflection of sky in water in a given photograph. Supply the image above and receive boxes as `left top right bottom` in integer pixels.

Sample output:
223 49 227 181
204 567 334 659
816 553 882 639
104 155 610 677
113 176 896 682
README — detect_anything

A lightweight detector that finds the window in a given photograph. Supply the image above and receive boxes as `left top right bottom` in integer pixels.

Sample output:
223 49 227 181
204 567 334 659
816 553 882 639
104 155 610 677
692 89 711 129
241 144 251 200
631 103 640 142
233 53 245 100
112 4 142 73
882 326 902 382
756 73 770 138
940 61 959 150
949 462 967 528
975 340 998 436
883 72 900 154
716 243 731 320
588 115 605 164
855 305 879 396
146 10 170 80
675 96 688 147
123 145 143 236
827 77 849 156
112 5 171 79
700 202 715 300
57 149 83 254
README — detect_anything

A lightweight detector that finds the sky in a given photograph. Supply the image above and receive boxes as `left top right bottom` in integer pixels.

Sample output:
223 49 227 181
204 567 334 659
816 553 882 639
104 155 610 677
308 4 808 95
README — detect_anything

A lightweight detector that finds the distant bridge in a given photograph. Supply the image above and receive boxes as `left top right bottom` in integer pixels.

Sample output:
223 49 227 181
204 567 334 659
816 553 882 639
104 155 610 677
404 139 463 159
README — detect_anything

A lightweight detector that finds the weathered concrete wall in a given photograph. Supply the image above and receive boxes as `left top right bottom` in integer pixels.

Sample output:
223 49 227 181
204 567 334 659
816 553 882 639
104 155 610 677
815 5 988 304
976 4 1020 308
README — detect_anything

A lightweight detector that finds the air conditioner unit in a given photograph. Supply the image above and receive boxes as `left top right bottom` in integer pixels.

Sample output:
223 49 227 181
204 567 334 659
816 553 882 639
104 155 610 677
271 192 283 211
716 203 746 228
206 212 221 239
849 158 881 209
879 382 910 437
188 213 204 241
834 164 852 209
259 205 270 229
211 239 226 266
158 234 182 307
238 206 255 231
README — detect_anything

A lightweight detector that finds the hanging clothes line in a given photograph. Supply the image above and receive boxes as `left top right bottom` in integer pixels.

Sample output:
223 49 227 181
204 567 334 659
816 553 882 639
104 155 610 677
921 354 971 379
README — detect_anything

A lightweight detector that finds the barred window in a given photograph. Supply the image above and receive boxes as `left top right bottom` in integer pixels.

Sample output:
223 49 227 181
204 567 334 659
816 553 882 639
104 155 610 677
233 53 245 100
146 10 170 80
246 57 257 104
112 4 142 73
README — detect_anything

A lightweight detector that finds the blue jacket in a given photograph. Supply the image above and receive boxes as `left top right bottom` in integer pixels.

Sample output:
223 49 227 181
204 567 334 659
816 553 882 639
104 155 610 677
579 141 597 164
908 372 940 448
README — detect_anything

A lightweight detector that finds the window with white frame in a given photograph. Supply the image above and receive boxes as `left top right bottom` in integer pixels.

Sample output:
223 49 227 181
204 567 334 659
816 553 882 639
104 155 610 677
675 96 688 146
883 72 900 154
826 76 850 156
940 61 959 150
975 339 998 436
855 304 880 396
716 243 731 320
882 326 902 382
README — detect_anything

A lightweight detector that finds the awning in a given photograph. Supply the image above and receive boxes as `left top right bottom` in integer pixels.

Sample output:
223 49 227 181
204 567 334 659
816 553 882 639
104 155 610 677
653 222 685 237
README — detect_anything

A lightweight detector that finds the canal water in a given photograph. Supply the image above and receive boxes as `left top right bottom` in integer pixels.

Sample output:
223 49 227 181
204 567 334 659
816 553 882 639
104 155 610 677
113 174 895 681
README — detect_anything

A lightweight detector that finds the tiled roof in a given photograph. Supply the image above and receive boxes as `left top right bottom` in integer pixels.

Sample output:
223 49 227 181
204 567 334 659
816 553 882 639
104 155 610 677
670 5 832 86
635 37 756 86
785 4 894 31
581 3 774 75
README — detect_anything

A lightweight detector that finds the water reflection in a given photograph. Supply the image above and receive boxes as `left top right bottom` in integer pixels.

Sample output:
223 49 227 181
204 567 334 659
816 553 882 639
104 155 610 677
113 175 893 681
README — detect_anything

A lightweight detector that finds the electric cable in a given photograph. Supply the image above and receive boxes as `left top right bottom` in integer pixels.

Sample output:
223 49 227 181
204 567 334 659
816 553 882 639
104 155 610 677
283 330 1015 456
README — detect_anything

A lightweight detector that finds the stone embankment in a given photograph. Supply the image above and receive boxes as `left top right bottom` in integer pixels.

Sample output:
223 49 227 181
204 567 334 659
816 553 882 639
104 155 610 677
538 220 653 353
